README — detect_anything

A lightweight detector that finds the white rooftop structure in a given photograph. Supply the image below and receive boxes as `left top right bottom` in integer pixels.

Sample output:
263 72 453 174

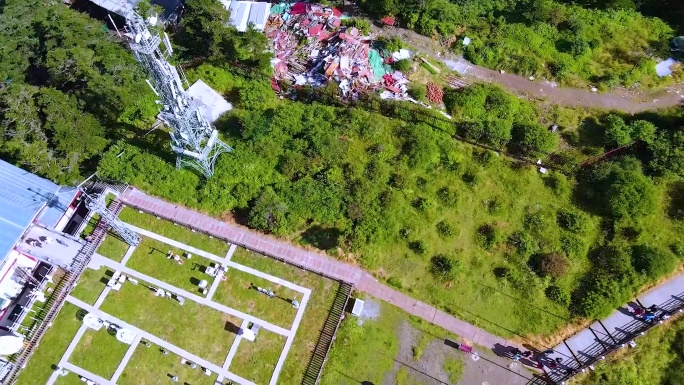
221 0 271 32
89 0 138 16
186 80 233 123
351 298 364 316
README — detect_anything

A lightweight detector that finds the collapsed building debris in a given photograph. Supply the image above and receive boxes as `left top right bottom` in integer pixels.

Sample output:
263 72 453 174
266 2 410 99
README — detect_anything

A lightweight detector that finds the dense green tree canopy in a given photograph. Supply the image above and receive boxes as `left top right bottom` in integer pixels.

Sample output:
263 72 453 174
177 0 271 72
0 0 156 183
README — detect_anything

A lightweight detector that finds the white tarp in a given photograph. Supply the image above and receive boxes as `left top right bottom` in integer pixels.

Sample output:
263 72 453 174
656 58 677 77
444 59 472 75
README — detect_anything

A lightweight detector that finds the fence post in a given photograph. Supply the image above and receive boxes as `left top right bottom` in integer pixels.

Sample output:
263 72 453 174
588 326 609 352
563 339 583 367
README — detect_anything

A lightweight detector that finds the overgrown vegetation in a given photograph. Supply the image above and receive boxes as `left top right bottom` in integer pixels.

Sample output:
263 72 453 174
3 0 684 349
359 0 677 88
98 74 684 335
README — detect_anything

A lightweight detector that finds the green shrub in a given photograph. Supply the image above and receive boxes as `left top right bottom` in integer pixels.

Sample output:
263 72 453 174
524 210 555 234
462 171 478 186
341 18 371 34
381 36 404 53
390 173 406 188
387 276 403 289
409 240 428 254
572 246 641 318
436 221 455 238
437 187 458 206
670 243 684 260
561 234 584 257
510 123 558 155
412 197 432 211
487 198 503 215
247 187 290 235
557 209 588 233
476 224 500 250
394 59 412 72
493 267 512 279
530 252 570 279
545 285 570 305
543 172 571 197
508 231 539 256
579 157 658 219
631 245 676 279
408 85 427 102
430 254 460 280
571 272 635 318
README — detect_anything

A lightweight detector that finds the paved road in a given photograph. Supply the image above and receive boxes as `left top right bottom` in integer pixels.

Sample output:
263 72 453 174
372 25 684 113
120 188 519 350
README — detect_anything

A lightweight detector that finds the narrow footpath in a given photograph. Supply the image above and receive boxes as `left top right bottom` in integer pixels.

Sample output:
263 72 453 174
372 25 684 114
119 187 516 351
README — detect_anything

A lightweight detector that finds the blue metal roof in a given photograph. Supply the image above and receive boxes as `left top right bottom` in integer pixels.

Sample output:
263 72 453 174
0 160 78 262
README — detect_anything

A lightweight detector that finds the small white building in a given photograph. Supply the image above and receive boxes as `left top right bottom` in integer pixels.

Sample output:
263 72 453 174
221 0 271 32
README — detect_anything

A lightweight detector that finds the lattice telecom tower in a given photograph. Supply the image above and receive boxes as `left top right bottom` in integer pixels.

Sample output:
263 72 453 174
124 12 231 178
84 192 141 246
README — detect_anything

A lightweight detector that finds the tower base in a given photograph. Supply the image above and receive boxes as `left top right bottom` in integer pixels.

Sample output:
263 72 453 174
175 136 232 178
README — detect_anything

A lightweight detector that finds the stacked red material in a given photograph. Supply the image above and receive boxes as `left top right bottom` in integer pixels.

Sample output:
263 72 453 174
426 82 444 103
381 16 395 26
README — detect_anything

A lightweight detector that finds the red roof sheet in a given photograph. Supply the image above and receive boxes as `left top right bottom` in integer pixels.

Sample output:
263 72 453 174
291 2 307 15
308 24 323 38
381 16 395 26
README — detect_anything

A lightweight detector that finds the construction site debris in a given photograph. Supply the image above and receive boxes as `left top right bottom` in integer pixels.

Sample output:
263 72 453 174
265 2 410 99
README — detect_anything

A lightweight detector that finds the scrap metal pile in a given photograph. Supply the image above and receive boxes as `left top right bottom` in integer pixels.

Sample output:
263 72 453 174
266 2 408 99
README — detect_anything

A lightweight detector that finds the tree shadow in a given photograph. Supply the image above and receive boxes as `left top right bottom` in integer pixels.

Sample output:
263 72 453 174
667 182 684 220
566 116 605 148
301 226 342 250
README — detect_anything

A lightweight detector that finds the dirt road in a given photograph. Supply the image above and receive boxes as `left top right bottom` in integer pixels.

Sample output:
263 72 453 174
373 25 684 114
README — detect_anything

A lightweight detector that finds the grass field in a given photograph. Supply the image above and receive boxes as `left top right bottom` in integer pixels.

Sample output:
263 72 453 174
118 342 219 385
125 236 216 294
71 266 109 305
230 248 339 384
212 264 300 329
97 233 130 262
15 303 83 385
99 280 240 365
229 328 287 384
69 328 130 379
119 207 230 256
